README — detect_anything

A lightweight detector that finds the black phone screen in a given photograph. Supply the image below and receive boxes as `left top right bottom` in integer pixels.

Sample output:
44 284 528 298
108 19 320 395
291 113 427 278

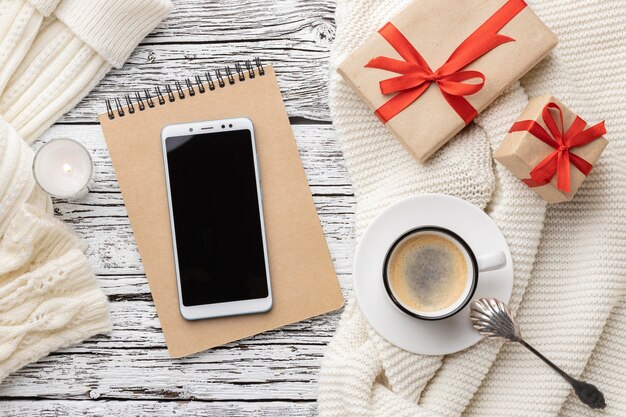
165 129 269 307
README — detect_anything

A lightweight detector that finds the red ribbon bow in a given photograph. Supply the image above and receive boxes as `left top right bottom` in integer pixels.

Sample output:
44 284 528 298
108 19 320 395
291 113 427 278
509 102 606 193
366 0 527 124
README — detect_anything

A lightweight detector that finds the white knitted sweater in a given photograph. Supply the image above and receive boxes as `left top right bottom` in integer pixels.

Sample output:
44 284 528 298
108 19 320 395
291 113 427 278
0 0 170 383
319 0 626 416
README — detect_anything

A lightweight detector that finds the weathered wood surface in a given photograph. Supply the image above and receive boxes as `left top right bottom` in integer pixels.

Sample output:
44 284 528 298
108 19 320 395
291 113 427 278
0 1 357 415
2 401 318 417
61 0 336 124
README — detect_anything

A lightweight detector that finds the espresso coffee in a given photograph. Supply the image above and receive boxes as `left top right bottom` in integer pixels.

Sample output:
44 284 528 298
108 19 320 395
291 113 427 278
387 232 469 313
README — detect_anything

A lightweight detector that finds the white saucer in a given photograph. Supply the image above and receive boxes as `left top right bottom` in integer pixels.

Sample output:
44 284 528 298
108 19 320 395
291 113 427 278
353 194 513 355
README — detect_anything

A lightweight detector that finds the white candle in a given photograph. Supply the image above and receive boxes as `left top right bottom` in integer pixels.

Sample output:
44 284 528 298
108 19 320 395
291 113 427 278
33 138 93 199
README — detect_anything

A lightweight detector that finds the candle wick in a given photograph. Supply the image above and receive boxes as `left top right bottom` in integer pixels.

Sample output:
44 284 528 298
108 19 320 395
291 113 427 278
63 163 73 174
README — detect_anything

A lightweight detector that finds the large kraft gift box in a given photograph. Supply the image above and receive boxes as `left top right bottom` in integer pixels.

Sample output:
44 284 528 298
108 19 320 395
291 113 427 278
494 94 608 203
338 0 558 162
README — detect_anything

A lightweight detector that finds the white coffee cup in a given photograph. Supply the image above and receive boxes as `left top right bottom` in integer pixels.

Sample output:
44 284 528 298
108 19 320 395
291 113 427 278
383 226 507 320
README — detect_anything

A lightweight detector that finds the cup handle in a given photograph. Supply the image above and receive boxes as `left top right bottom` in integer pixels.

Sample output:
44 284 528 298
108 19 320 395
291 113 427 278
476 251 507 272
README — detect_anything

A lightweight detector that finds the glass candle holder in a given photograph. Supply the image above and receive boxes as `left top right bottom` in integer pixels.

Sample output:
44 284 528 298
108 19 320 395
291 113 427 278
32 138 94 200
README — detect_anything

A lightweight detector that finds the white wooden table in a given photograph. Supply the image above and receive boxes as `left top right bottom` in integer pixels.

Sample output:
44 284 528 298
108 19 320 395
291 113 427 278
0 1 355 415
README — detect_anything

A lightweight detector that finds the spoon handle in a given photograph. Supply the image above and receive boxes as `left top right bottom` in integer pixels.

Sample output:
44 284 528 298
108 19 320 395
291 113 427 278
519 340 606 409
519 340 574 383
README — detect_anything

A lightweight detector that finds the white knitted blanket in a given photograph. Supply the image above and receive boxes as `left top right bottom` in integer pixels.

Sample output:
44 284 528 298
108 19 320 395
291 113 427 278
0 0 170 383
319 0 626 416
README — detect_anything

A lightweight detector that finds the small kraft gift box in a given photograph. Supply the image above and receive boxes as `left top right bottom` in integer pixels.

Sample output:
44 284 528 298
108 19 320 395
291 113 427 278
494 95 608 203
338 0 558 162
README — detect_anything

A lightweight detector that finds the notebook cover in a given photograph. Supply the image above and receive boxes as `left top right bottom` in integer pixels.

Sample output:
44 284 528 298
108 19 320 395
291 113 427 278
98 66 344 358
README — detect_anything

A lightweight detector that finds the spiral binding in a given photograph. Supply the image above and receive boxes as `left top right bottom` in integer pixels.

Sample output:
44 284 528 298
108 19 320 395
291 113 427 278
105 58 266 120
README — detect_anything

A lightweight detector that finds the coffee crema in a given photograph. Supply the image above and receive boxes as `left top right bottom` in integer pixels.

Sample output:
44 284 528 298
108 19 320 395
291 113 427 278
387 233 469 313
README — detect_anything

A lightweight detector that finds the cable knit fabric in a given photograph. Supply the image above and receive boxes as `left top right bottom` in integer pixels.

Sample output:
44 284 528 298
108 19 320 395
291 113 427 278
319 0 626 416
0 0 171 384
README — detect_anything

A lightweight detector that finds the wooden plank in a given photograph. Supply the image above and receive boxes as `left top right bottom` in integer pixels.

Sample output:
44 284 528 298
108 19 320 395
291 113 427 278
146 0 336 44
60 0 338 124
0 400 317 417
0 344 326 401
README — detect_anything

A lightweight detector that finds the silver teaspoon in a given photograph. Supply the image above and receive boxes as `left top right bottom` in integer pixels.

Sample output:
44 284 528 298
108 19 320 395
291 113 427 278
470 298 606 410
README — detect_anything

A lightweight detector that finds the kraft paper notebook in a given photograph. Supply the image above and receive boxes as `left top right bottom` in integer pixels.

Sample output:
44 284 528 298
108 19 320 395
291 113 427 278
98 60 344 358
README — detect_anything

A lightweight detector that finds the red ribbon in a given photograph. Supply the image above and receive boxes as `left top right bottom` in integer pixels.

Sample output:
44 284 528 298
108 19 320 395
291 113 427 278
509 102 606 193
366 0 527 124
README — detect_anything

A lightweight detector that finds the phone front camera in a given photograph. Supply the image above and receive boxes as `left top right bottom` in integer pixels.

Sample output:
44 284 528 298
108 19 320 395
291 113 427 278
229 124 233 128
221 125 225 128
189 128 193 132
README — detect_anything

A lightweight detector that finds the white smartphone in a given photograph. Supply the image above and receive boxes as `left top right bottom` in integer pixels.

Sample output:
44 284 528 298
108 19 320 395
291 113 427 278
161 117 272 320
